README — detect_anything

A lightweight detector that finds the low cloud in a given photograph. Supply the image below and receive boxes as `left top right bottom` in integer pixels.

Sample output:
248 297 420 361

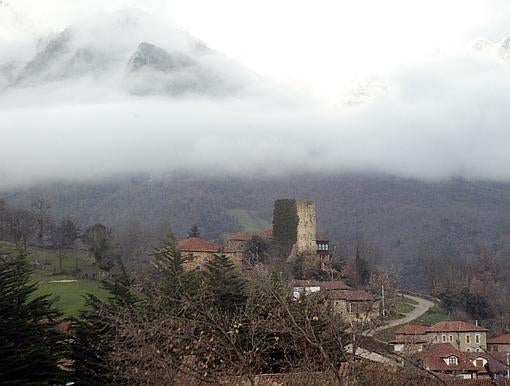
2 10 510 189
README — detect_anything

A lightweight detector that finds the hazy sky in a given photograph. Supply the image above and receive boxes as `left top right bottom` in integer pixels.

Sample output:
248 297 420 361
1 1 510 188
2 0 510 98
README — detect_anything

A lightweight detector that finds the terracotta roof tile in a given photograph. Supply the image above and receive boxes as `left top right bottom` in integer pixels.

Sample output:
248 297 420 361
319 280 351 290
328 290 374 302
178 237 225 253
467 352 509 373
258 229 273 238
418 343 479 372
389 335 427 344
395 324 428 335
228 232 254 241
487 332 510 345
426 321 488 333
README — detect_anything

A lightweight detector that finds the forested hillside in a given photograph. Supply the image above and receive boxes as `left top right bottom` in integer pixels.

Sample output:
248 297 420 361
3 173 510 290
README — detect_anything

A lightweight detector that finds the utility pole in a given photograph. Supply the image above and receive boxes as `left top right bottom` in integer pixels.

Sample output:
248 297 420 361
506 352 509 379
381 284 386 318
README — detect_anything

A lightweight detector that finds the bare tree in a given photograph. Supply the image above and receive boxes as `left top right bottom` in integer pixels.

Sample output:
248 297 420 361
31 197 52 245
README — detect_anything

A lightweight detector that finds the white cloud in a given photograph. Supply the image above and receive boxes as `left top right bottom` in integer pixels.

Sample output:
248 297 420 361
1 5 510 188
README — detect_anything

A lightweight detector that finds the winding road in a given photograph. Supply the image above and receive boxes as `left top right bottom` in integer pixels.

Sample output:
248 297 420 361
368 293 435 335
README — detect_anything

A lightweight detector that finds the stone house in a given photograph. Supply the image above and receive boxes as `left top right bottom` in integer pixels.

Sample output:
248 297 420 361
389 324 428 353
328 289 379 322
487 332 510 352
177 237 240 270
291 279 379 322
425 321 488 352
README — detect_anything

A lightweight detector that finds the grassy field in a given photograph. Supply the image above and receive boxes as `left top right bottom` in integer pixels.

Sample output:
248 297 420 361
227 209 271 232
33 276 110 317
1 241 109 317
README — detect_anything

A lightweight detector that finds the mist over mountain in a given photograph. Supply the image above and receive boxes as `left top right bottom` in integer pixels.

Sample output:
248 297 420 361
2 9 510 189
1 9 258 96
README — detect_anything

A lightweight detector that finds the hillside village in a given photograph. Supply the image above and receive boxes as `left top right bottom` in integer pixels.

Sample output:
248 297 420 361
1 195 510 384
171 198 510 382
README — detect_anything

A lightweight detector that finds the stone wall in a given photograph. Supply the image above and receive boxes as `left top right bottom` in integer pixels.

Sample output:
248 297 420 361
288 199 317 263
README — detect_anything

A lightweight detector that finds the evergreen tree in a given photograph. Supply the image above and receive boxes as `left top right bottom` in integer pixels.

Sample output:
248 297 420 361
203 254 247 312
152 231 201 306
72 258 135 385
0 247 67 385
354 255 370 287
188 224 200 238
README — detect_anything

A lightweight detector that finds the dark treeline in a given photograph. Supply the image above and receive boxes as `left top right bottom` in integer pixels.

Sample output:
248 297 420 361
4 173 510 291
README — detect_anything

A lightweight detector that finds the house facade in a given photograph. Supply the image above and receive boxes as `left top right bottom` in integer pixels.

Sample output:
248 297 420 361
389 324 428 353
425 321 488 352
487 332 510 352
177 237 240 269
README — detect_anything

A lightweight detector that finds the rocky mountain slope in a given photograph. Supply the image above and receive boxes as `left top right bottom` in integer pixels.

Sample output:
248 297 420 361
0 9 258 95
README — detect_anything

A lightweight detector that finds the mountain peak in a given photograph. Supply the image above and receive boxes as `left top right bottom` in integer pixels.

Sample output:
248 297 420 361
127 42 194 73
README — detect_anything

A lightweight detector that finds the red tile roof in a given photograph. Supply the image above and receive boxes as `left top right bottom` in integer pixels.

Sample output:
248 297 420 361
467 352 509 373
228 232 254 241
319 280 351 291
426 321 488 333
328 290 374 302
419 343 478 372
178 237 227 253
258 229 273 239
395 324 428 335
389 335 427 344
487 332 510 345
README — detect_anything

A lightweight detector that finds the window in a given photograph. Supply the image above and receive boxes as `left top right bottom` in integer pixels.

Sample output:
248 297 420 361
475 334 480 344
466 348 470 352
475 359 484 367
449 335 453 342
442 335 446 342
466 335 470 344
448 356 458 366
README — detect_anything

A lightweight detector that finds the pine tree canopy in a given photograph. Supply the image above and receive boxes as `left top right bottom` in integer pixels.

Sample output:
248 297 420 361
0 248 67 385
203 254 247 312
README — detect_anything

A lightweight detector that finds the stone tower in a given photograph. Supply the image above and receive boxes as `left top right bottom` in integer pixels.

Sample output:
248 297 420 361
272 199 317 263
290 200 317 261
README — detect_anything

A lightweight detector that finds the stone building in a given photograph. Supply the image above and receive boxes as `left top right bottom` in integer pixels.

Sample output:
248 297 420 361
288 199 317 261
487 332 510 352
291 279 379 323
177 237 240 270
425 321 488 352
389 325 428 353
391 321 489 353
